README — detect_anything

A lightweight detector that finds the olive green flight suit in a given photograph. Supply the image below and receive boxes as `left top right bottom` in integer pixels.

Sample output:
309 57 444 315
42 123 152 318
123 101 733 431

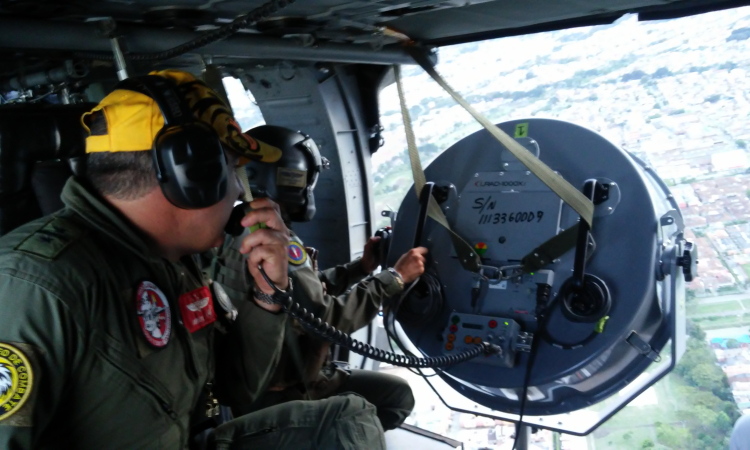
214 230 415 430
0 178 385 450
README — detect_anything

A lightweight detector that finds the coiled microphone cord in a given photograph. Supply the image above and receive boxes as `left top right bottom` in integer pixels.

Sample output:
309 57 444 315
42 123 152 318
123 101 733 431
258 266 501 368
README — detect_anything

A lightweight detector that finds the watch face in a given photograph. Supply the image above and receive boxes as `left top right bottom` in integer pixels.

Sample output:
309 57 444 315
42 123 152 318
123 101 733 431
212 282 238 321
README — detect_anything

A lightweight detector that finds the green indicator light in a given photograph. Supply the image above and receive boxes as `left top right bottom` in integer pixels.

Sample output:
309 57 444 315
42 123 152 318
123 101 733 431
452 315 460 324
530 272 534 275
504 321 509 326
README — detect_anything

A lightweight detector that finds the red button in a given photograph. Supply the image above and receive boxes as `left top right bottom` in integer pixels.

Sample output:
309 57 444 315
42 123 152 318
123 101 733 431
449 325 458 333
489 320 498 329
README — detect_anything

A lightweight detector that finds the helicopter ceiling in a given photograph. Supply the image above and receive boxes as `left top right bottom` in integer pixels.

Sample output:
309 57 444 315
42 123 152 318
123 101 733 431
1 0 749 50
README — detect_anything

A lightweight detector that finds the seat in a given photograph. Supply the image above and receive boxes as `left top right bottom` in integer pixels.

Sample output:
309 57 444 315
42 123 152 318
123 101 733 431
0 103 93 235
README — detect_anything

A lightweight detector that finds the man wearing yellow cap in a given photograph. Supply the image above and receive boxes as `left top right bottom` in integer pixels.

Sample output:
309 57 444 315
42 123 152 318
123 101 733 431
0 70 385 449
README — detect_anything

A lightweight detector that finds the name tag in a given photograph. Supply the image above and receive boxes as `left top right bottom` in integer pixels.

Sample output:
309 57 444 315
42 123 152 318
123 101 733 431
179 287 216 333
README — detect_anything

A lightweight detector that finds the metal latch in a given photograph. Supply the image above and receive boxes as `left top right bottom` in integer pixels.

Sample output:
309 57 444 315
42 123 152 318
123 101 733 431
626 331 661 362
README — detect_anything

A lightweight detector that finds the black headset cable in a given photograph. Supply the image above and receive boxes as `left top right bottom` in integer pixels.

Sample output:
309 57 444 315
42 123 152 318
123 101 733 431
257 265 502 369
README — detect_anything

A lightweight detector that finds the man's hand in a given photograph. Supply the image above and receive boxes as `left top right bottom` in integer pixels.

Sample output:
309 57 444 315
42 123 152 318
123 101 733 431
393 247 428 284
360 236 382 274
238 198 291 312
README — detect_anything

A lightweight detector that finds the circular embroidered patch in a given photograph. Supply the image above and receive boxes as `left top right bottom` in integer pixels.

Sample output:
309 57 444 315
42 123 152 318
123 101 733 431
0 343 33 422
287 242 308 265
136 281 172 348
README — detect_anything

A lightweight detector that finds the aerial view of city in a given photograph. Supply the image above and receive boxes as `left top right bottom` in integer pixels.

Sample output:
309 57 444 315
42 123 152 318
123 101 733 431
370 7 750 450
225 6 750 448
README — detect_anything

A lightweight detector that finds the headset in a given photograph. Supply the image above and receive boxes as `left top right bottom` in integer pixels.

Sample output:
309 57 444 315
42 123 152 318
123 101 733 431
243 125 326 222
114 75 229 209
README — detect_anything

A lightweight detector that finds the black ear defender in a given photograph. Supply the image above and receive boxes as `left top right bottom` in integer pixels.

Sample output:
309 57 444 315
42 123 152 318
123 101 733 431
114 76 229 209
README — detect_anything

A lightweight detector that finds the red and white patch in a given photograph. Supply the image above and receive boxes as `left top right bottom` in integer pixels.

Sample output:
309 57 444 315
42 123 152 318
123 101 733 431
136 281 172 348
179 287 216 333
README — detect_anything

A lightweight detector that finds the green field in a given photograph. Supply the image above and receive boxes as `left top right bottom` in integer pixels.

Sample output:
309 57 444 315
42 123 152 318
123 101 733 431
694 313 750 330
593 374 689 449
687 300 742 316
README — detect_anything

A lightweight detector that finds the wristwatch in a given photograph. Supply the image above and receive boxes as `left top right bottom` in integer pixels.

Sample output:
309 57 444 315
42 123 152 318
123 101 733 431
252 277 293 305
386 267 405 290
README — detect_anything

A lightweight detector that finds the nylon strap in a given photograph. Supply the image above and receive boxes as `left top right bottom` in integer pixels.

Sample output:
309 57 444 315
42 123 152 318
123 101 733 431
402 49 595 273
236 166 255 203
395 65 482 273
522 226 578 272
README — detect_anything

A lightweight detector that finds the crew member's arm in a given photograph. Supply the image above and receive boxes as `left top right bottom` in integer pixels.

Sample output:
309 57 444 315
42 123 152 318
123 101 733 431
292 247 427 335
319 236 382 297
212 198 291 407
0 273 83 449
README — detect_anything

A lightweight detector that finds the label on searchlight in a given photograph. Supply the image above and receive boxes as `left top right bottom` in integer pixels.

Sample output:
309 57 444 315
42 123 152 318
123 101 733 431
455 171 563 261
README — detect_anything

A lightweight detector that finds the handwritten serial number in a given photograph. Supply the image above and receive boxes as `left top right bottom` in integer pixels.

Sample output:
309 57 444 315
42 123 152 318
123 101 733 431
477 211 544 225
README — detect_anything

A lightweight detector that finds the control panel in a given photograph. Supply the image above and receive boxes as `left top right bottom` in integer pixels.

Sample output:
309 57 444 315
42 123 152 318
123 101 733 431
443 313 531 368
479 270 554 325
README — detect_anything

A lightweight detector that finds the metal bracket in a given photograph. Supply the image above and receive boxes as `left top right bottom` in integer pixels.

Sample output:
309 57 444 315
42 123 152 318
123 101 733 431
90 18 129 80
381 210 397 228
414 182 435 248
593 183 610 205
515 332 533 353
626 331 661 362
659 210 685 241
572 180 597 289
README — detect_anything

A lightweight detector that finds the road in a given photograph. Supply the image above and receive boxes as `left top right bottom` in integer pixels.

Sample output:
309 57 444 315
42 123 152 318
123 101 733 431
690 310 747 319
694 293 749 305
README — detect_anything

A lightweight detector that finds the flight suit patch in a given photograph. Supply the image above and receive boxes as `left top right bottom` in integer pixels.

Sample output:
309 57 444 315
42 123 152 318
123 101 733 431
135 282 172 348
14 216 85 260
287 242 308 266
287 236 312 273
179 287 216 333
0 343 34 423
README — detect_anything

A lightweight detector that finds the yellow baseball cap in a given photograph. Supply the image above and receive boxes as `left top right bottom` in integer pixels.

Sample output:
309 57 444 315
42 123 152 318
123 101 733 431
81 69 282 164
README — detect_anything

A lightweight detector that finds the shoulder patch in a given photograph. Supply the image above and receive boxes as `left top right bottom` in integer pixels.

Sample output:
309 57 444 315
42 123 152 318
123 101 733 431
14 216 85 260
287 235 312 273
0 343 34 423
287 242 308 266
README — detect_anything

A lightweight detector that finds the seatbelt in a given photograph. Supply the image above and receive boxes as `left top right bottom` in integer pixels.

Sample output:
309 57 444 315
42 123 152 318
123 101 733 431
395 65 482 273
399 49 596 273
